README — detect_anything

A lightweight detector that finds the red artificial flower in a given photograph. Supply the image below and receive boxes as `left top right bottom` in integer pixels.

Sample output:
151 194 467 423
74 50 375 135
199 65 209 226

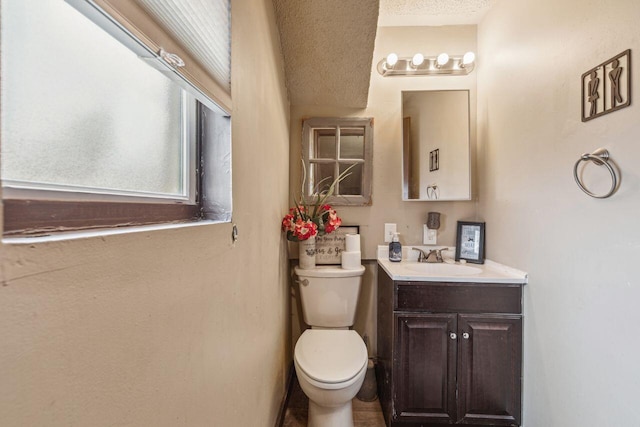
281 213 295 232
293 219 318 241
281 202 342 241
324 208 342 233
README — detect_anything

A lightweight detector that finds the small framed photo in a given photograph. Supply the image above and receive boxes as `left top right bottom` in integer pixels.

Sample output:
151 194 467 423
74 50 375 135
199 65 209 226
455 221 485 264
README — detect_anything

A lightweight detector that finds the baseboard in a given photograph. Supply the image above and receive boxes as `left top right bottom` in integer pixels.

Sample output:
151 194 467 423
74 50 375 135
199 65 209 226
274 362 296 427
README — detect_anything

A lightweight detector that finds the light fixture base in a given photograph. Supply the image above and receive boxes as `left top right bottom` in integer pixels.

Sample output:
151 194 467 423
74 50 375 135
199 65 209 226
377 55 475 77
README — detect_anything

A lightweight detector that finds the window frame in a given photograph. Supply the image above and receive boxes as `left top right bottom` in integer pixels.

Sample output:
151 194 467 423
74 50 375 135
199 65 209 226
1 0 231 236
2 97 203 236
301 117 373 206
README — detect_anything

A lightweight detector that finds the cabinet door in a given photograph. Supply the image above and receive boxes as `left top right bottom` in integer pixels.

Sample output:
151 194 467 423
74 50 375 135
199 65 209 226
457 315 522 426
394 313 457 424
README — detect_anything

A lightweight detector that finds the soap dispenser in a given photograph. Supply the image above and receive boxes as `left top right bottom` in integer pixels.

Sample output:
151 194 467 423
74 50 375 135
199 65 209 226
389 232 402 262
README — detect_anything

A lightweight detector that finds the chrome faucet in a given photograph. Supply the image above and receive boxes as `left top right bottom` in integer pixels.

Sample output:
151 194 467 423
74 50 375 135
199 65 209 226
412 247 444 263
412 248 429 262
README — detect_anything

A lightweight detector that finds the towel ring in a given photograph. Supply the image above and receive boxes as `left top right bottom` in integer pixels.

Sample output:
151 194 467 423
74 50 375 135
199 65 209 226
426 184 439 200
573 148 618 198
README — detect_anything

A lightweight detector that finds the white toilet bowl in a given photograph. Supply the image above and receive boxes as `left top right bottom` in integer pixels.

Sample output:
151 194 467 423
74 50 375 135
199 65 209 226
294 329 368 427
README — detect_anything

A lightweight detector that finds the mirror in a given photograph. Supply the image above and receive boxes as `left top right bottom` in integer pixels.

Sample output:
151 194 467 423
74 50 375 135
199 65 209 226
402 90 471 201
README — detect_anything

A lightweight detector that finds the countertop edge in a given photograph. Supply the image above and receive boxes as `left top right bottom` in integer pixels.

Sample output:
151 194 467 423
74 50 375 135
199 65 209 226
377 257 528 284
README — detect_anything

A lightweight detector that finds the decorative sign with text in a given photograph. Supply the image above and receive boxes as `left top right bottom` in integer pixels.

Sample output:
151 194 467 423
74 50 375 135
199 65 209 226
315 226 359 265
581 49 631 122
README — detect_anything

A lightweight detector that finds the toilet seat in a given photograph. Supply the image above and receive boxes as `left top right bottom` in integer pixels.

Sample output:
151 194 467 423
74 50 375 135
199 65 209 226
294 329 367 385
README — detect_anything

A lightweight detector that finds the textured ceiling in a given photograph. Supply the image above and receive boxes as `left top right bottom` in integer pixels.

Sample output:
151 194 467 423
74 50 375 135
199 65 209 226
378 0 498 26
272 0 379 108
272 0 496 108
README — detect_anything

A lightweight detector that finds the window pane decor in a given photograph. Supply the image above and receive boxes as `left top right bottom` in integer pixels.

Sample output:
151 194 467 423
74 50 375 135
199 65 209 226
302 117 373 206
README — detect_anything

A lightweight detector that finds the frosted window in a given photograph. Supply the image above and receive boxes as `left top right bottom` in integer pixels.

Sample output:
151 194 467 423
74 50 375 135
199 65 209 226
1 0 185 197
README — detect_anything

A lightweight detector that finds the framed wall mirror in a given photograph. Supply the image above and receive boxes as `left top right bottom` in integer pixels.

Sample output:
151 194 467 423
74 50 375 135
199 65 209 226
402 90 471 201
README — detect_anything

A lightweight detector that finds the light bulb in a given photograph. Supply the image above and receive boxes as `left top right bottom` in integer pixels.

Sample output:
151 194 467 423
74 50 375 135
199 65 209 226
386 53 398 67
462 51 475 65
436 53 449 66
411 53 424 67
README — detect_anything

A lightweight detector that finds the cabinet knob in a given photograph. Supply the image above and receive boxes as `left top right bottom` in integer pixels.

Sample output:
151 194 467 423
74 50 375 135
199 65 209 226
462 332 470 339
449 332 457 340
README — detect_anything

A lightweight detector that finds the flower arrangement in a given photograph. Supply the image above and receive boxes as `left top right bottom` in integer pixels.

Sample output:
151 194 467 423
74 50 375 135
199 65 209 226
281 163 353 242
281 203 342 241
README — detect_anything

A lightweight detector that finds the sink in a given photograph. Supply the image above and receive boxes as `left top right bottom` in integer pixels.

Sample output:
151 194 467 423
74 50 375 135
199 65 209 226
403 263 482 276
377 245 528 283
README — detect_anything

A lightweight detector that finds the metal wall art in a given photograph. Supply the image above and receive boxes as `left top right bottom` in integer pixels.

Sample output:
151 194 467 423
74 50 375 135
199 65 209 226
429 149 439 172
581 49 631 122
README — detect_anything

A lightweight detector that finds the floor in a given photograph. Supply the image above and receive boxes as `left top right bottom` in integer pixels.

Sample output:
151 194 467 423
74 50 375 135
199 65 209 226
282 374 387 427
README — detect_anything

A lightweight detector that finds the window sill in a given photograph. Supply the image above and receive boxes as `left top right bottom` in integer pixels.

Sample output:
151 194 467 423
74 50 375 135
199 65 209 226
2 219 228 245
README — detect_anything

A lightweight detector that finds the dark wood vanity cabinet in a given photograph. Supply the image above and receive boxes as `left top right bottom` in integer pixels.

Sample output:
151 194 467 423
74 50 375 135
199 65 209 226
377 269 523 427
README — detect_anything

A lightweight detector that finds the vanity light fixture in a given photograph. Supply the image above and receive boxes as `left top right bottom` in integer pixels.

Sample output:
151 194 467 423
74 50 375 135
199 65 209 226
377 51 476 77
385 53 399 68
436 53 450 67
462 51 475 67
411 53 425 67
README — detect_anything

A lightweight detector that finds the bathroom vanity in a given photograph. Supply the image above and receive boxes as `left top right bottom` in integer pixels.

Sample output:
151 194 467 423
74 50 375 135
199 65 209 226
376 253 527 427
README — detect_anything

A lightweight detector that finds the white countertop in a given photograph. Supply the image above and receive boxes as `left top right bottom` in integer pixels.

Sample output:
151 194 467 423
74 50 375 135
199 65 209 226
377 245 528 284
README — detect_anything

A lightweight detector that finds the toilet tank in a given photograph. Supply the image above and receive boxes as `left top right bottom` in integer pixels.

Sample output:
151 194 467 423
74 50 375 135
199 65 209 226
294 265 365 328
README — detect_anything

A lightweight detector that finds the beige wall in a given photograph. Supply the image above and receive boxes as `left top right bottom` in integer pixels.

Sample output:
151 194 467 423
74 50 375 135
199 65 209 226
477 0 640 424
289 25 480 355
0 1 291 426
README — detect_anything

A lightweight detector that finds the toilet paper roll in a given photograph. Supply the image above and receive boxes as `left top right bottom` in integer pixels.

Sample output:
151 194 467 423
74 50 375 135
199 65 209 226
345 234 361 252
341 250 362 270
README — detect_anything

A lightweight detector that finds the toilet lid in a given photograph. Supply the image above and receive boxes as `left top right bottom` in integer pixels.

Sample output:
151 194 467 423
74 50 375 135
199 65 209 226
295 329 367 384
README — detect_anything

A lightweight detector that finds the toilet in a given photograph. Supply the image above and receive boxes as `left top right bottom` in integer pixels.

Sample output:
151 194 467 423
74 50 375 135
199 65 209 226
293 265 368 427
